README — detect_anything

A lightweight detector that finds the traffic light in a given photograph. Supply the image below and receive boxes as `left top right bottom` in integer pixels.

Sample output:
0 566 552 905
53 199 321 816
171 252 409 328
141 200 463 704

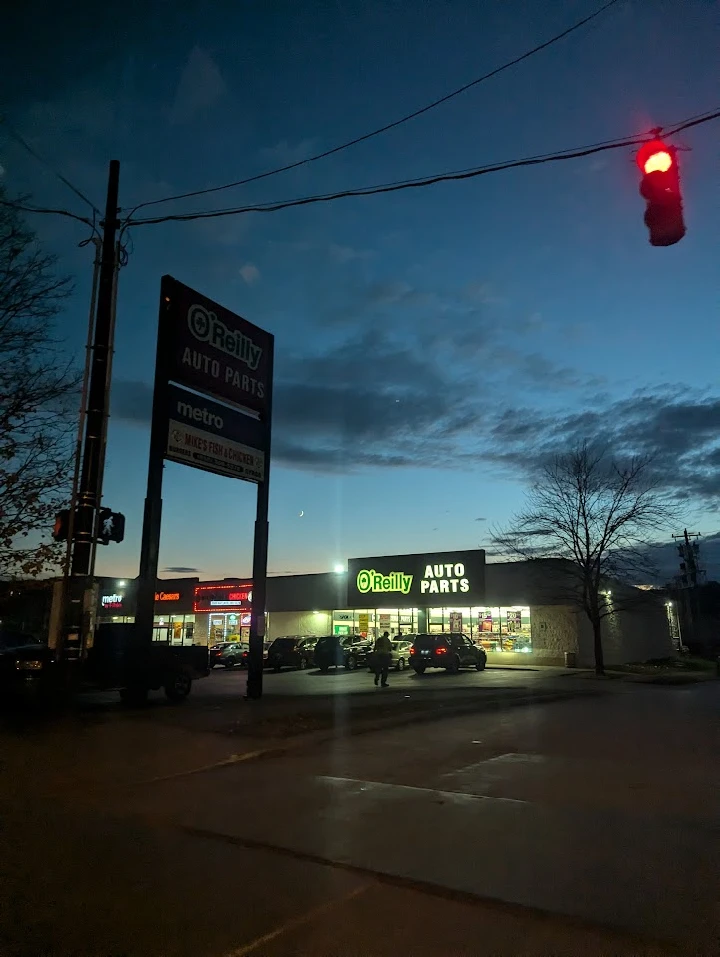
52 509 71 542
636 139 685 246
97 508 125 545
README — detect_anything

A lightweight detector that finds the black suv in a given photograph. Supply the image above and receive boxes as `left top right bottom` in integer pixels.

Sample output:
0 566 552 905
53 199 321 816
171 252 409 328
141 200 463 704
313 635 373 672
410 633 487 674
266 636 316 672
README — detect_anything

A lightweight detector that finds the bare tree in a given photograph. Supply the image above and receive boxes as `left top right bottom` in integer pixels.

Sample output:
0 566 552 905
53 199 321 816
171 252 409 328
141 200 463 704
492 442 676 675
0 189 79 577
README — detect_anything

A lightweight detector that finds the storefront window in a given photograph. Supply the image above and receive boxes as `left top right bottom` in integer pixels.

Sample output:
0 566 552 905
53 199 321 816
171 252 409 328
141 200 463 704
153 614 197 645
332 608 419 638
204 612 251 644
427 606 532 652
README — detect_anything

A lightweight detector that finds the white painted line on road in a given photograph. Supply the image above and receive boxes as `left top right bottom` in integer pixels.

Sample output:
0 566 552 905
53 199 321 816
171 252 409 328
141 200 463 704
318 774 528 805
138 749 272 785
223 883 371 956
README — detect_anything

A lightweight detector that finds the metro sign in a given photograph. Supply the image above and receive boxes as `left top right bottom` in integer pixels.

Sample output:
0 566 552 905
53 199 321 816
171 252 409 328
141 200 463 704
101 593 123 609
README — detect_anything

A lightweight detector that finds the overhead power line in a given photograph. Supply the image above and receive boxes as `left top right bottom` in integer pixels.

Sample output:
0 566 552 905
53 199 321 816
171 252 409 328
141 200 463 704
0 117 103 217
127 0 623 216
0 197 96 229
126 108 720 228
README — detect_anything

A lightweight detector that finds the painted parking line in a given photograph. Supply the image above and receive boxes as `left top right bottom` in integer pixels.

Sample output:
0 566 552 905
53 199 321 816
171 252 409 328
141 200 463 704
319 774 529 805
223 883 371 956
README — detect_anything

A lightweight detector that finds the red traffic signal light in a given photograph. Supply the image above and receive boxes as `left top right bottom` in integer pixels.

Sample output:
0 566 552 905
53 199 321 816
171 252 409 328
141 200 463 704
636 138 685 247
52 509 71 542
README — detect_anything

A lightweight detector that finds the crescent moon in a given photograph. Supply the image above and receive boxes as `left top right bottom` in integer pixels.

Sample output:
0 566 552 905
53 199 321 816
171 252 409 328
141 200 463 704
299 510 304 517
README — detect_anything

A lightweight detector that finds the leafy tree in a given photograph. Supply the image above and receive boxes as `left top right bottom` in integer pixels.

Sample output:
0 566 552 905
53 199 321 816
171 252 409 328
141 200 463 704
492 442 675 675
0 189 78 577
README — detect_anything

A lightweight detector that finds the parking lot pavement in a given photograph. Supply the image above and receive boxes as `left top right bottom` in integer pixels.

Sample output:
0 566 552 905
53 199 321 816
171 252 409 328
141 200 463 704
203 661 561 698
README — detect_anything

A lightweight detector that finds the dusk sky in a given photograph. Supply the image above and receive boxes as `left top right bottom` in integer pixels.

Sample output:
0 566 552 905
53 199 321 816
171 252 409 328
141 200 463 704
2 0 719 581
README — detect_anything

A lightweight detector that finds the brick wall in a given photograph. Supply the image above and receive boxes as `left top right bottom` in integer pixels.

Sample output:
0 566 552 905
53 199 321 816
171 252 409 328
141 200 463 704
527 604 580 663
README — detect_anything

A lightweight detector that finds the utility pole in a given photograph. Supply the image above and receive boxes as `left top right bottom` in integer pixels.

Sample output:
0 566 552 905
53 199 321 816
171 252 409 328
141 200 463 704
58 161 120 663
672 529 703 649
245 339 274 701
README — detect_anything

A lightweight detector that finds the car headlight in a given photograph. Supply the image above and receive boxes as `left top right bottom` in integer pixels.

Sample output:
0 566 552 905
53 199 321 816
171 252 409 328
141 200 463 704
16 659 43 671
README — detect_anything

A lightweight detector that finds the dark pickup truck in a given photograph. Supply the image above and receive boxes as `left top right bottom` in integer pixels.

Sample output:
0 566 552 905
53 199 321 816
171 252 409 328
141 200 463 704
84 622 209 704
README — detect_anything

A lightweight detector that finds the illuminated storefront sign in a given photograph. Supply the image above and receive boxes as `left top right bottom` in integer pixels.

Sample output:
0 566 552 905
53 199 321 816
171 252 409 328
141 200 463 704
348 551 485 604
155 591 181 602
165 277 272 417
193 582 253 613
101 593 124 610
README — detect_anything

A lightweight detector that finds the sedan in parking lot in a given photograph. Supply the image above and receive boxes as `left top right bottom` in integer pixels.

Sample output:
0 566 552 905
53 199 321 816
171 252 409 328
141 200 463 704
367 638 415 673
410 633 487 674
390 639 414 671
211 642 249 669
209 642 237 668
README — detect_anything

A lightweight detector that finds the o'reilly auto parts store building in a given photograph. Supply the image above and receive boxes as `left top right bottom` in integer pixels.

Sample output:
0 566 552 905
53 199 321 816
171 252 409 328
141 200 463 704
96 549 673 668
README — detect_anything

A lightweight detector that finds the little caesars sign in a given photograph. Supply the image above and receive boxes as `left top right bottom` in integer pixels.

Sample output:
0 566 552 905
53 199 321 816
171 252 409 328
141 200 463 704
347 550 485 605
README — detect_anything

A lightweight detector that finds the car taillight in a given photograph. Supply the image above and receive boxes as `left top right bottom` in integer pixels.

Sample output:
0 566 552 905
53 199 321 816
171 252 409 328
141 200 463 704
435 646 448 654
409 647 415 655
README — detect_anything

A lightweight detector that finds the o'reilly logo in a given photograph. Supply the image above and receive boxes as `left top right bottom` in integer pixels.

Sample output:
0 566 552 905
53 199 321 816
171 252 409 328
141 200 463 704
176 398 223 430
187 304 262 371
356 569 413 595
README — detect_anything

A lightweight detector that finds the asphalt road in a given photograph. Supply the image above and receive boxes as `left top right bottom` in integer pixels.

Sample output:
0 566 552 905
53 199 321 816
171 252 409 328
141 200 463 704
1 675 718 955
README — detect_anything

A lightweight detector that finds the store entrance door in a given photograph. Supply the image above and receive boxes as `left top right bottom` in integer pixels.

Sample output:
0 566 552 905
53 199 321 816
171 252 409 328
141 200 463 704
153 624 171 642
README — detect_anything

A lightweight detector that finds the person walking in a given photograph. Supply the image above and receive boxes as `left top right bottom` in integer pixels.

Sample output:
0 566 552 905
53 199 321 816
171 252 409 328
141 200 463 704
373 630 393 687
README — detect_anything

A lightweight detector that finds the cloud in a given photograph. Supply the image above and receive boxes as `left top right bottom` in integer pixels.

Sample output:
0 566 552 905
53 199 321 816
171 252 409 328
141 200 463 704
239 263 260 285
474 517 487 522
487 387 720 506
162 566 201 574
107 269 720 515
170 47 226 125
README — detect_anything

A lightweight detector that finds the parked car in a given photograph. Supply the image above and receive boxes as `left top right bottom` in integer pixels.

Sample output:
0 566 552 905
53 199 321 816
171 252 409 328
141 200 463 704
238 641 273 669
313 635 373 672
409 633 487 674
0 629 52 697
212 641 249 669
390 638 414 671
265 636 317 672
209 642 237 668
367 638 415 673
